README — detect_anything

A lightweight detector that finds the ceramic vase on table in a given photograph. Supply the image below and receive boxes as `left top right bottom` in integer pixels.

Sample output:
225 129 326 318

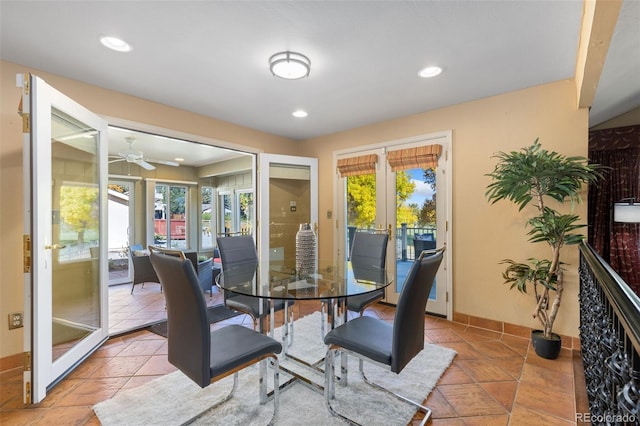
296 223 317 278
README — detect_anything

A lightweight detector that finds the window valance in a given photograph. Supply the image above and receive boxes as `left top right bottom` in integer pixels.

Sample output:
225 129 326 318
387 144 442 171
336 154 378 177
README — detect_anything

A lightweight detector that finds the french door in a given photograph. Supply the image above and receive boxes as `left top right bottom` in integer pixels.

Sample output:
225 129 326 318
21 74 109 403
336 133 451 317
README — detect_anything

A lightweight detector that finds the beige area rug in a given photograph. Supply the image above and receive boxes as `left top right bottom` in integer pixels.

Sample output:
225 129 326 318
94 312 456 426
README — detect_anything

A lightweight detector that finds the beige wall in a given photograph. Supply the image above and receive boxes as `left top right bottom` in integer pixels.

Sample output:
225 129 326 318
299 79 589 339
1 59 590 360
0 60 299 358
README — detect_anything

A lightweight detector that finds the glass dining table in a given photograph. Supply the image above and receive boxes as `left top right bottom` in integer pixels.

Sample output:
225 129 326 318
215 258 392 394
216 258 391 326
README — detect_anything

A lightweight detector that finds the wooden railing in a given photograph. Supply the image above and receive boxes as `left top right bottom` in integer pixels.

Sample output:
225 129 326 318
579 242 640 424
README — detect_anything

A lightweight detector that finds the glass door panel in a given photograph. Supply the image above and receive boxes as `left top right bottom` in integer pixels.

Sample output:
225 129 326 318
201 186 214 249
392 167 440 299
154 184 187 249
22 74 109 403
107 181 134 285
51 111 101 362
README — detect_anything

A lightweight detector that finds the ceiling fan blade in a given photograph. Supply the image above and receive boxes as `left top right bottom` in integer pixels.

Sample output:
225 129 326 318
136 159 156 170
146 158 180 167
108 158 125 164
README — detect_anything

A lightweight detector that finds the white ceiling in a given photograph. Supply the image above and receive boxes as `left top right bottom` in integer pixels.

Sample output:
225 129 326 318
1 1 638 165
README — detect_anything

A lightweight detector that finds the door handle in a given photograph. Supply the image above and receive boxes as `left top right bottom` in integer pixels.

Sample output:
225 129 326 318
44 244 66 250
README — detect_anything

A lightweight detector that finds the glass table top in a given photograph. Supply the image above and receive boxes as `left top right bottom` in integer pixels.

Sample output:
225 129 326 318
216 259 390 300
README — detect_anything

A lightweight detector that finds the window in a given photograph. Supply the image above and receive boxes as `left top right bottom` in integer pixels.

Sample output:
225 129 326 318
154 184 188 249
218 189 254 236
238 190 254 235
201 186 214 249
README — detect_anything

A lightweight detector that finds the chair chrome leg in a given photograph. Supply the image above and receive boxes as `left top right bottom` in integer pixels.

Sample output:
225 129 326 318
325 349 361 425
182 373 239 425
287 303 294 346
259 359 267 404
340 351 348 387
270 357 280 425
359 363 432 426
320 301 326 337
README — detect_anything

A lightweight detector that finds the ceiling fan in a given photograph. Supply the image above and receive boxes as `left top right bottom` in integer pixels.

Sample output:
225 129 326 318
109 137 179 170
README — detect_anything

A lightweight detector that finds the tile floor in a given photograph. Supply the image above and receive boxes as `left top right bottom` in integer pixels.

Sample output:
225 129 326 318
1 291 586 425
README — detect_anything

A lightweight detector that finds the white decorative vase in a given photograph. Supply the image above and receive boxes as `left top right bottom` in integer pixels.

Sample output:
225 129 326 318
296 223 317 277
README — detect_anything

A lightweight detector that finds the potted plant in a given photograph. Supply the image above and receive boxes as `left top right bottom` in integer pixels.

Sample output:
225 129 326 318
485 139 602 359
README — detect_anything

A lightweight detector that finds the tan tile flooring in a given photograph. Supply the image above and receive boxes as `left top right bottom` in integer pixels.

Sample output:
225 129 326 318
1 287 585 425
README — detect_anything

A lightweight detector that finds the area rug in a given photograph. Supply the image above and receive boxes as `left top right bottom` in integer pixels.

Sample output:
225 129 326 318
94 312 456 426
147 305 241 338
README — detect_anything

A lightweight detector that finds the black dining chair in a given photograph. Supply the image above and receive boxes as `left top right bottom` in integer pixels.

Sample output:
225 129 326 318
321 232 389 334
345 232 389 315
149 249 282 425
216 235 294 341
323 247 445 425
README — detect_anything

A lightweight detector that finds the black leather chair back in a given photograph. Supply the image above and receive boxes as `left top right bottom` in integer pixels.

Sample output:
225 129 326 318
150 252 211 387
217 235 258 264
216 235 259 286
391 249 444 373
350 232 388 268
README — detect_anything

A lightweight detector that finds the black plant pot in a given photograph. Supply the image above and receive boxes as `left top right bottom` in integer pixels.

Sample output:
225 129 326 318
531 330 562 359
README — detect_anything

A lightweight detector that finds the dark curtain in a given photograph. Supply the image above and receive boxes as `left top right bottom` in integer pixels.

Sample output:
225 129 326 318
588 125 640 294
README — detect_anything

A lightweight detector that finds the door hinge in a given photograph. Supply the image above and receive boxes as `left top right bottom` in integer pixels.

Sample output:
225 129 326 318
445 221 449 232
446 291 449 303
22 112 30 133
23 74 30 94
24 380 31 404
23 235 31 273
24 351 31 371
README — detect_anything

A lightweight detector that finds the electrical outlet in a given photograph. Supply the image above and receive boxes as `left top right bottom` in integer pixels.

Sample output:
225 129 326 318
8 312 23 330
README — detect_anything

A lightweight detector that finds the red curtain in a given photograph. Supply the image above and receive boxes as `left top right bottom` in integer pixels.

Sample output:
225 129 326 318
588 125 640 294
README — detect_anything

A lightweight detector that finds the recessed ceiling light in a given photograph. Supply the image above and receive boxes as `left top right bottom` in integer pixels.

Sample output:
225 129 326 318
174 157 185 162
100 36 132 52
418 66 443 78
292 110 308 118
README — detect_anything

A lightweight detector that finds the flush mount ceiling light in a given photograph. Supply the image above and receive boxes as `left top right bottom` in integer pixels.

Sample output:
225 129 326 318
418 66 443 78
100 35 132 52
269 51 311 80
292 110 308 118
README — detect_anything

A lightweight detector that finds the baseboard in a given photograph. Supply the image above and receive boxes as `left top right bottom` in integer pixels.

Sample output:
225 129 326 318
452 311 580 350
0 352 23 374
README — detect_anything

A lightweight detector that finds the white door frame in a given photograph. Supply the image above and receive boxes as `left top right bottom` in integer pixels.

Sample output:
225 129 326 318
332 130 453 319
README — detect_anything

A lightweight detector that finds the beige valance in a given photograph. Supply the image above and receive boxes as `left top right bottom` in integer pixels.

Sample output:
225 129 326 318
386 144 442 171
336 154 378 177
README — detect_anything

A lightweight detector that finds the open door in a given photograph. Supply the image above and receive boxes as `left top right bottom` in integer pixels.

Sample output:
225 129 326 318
257 154 318 283
20 74 109 403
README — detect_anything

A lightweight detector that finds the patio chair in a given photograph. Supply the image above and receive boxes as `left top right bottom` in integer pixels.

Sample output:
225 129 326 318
130 244 160 294
149 250 282 424
323 247 445 426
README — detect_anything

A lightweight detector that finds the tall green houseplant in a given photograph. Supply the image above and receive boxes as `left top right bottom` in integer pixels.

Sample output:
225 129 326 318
486 139 602 349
